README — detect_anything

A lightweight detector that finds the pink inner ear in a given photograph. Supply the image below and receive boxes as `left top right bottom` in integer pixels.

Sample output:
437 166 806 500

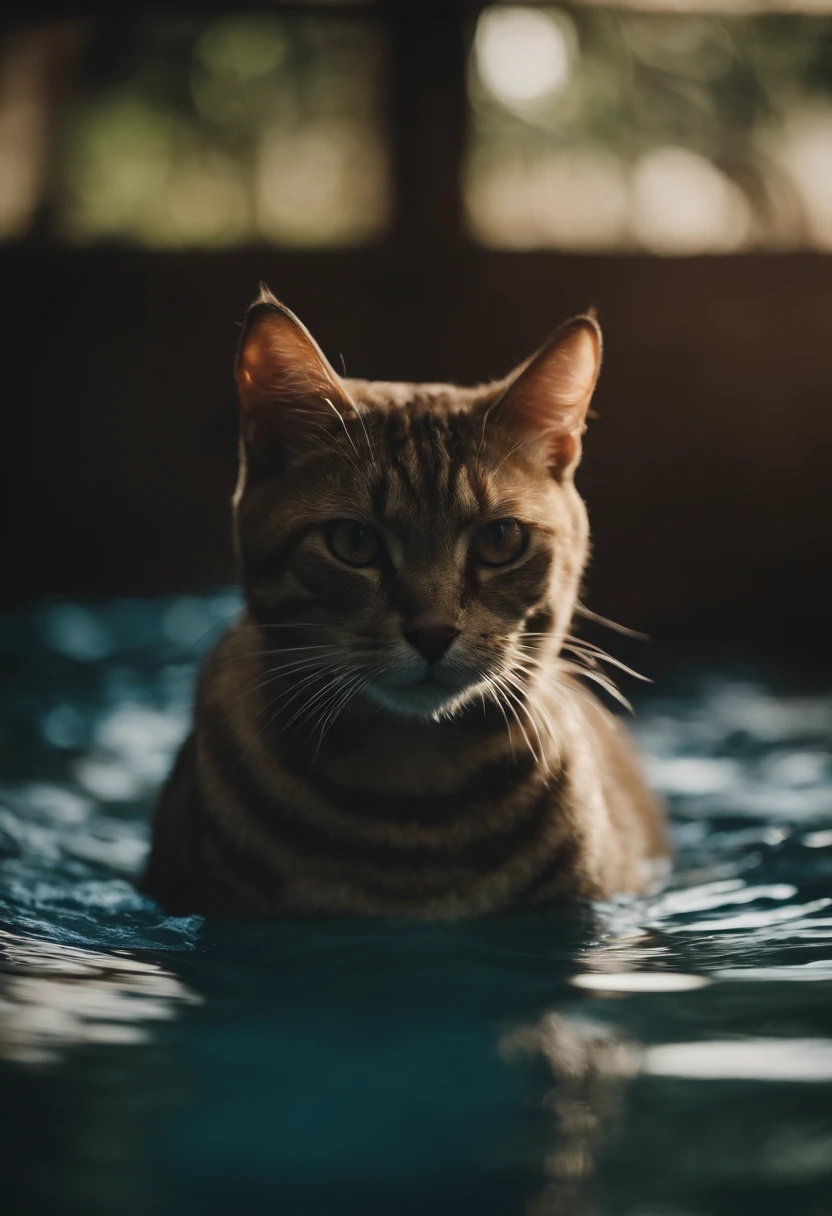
504 318 601 436
238 315 338 416
541 325 600 412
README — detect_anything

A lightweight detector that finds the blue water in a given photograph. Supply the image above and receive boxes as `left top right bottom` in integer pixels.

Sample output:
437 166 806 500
1 594 831 1216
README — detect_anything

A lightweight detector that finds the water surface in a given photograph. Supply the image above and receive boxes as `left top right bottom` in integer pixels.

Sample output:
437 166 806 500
1 594 831 1215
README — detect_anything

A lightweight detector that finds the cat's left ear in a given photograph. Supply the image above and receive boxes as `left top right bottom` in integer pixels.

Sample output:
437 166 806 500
492 312 602 477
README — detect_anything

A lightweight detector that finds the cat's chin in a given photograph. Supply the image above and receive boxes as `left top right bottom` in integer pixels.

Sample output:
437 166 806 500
362 678 480 722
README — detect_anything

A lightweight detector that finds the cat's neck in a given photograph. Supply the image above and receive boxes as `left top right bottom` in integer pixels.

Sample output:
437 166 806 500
206 618 562 793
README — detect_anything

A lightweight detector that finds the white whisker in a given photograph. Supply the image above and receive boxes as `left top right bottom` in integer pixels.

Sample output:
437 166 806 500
323 396 360 459
312 674 367 760
482 675 516 763
556 661 634 712
574 603 648 640
283 666 356 731
496 670 552 774
490 673 540 766
562 640 650 684
352 402 378 470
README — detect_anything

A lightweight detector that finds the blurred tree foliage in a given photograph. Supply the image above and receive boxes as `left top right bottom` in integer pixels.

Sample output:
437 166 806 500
57 14 389 247
42 6 832 251
467 7 832 250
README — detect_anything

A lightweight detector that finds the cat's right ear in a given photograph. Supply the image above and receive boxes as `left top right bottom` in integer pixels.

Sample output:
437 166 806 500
235 287 353 459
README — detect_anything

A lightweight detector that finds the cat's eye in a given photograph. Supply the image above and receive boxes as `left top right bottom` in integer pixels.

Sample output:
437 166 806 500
471 518 529 567
326 520 382 567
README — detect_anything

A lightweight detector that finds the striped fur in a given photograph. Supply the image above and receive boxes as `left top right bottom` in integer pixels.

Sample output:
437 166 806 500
142 292 668 919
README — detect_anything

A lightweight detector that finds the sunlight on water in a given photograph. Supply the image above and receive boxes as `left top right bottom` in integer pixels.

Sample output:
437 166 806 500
643 1038 832 1081
0 930 201 1066
1 592 831 1215
570 972 710 992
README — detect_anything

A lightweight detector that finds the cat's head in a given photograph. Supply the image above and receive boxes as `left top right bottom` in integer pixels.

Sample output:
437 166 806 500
233 287 601 721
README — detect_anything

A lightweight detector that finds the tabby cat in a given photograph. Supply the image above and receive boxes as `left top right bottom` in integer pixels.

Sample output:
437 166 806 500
142 288 668 918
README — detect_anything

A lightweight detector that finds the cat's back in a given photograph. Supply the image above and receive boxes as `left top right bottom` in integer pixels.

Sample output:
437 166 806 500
555 683 669 895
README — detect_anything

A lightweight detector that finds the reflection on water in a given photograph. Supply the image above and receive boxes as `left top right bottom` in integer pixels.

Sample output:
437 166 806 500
1 593 831 1214
502 1013 638 1215
571 971 709 992
0 930 200 1065
643 1037 832 1081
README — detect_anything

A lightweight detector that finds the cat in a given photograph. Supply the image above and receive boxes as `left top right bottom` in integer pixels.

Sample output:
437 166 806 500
141 287 668 918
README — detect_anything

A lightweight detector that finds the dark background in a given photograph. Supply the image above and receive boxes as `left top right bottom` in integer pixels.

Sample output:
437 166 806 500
2 1 831 647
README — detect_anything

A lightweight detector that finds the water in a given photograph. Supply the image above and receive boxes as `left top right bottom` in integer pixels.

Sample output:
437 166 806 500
1 594 831 1216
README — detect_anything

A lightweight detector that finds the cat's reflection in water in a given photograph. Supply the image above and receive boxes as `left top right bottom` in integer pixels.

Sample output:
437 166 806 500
501 1011 639 1216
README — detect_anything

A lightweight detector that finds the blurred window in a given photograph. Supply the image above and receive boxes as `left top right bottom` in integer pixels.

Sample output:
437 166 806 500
465 3 832 252
0 13 389 248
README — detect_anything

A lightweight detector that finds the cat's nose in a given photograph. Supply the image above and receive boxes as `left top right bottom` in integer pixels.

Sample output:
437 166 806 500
404 624 460 664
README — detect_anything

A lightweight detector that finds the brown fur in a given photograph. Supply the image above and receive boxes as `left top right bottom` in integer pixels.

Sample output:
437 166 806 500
141 289 668 919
